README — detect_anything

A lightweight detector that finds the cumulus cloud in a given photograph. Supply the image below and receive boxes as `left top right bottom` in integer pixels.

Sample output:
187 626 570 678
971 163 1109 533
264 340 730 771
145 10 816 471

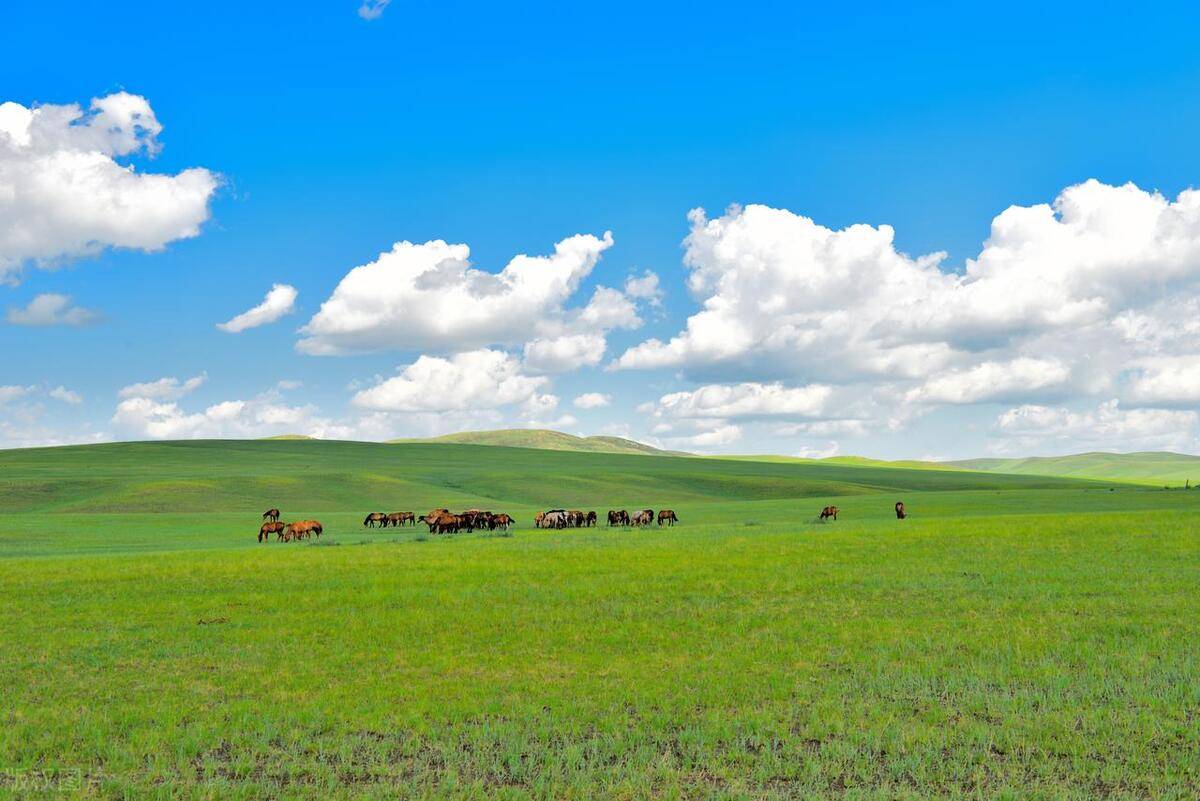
111 394 330 440
0 92 218 281
652 382 833 420
0 385 33 405
573 392 611 409
298 232 616 356
49 386 82 404
358 0 390 19
611 181 1200 452
523 333 606 373
663 424 743 448
7 293 99 326
1124 356 1200 406
118 373 206 401
904 358 1070 405
993 400 1198 454
624 270 663 306
351 349 548 413
216 284 298 333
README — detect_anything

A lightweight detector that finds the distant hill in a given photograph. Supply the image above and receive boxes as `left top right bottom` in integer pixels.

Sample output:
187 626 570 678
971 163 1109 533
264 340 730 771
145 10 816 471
388 428 689 457
946 451 1200 486
716 454 965 472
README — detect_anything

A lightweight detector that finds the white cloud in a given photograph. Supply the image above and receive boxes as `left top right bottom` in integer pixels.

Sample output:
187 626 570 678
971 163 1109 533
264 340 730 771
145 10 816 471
217 284 298 333
111 394 333 440
118 373 206 401
613 182 1200 418
7 293 99 326
624 270 663 306
298 232 616 356
905 358 1070 405
0 385 33 405
573 392 612 409
49 386 82 405
523 333 606 373
358 0 390 20
993 400 1198 454
774 419 870 437
351 349 548 413
653 382 833 419
795 442 841 459
0 92 218 281
664 424 742 448
1124 356 1200 406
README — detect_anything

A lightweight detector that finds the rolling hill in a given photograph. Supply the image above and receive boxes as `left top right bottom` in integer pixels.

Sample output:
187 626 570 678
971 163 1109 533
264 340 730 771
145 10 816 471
947 451 1200 486
388 428 687 456
0 438 1105 517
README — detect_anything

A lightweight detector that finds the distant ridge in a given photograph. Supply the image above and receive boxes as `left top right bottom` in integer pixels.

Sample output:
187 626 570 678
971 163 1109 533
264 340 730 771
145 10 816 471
388 428 689 456
946 451 1200 486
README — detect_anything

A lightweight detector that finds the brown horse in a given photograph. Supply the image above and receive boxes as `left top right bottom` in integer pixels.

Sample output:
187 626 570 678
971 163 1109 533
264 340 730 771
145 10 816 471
262 508 280 522
259 521 285 542
607 510 629 527
632 509 654 527
363 512 386 528
493 513 514 530
290 519 323 540
585 511 597 527
895 501 906 520
819 505 839 521
657 509 679 526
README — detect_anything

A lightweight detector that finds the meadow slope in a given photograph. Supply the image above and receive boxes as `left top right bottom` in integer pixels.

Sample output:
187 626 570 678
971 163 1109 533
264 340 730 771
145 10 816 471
0 440 1197 799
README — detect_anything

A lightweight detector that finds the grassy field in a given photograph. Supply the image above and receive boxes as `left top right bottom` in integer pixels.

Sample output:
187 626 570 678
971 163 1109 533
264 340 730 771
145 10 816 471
1 441 1198 799
948 451 1200 487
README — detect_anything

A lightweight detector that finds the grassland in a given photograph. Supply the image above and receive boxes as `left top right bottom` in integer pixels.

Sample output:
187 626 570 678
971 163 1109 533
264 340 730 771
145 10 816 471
0 440 1198 799
949 451 1200 487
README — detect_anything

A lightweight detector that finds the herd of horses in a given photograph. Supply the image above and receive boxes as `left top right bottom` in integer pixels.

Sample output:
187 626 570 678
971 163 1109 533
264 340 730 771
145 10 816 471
256 505 681 541
257 500 904 542
534 508 679 528
257 508 323 542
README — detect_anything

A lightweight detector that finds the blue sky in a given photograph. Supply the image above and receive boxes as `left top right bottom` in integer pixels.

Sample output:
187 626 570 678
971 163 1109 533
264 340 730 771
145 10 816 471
5 1 1200 457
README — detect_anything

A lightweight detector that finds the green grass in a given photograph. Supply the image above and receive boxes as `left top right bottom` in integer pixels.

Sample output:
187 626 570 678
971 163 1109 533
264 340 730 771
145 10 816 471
1 440 1198 799
949 451 1200 487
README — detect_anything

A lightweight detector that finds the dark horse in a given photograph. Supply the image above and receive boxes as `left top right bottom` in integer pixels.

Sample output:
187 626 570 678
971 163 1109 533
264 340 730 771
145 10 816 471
262 508 280 522
819 505 839 521
895 501 906 519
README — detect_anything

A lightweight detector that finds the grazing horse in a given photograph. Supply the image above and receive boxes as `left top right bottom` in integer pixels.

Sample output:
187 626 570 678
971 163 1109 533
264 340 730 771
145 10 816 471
608 510 629 527
657 509 679 526
262 508 280 522
284 520 323 541
585 511 597 527
543 510 568 529
632 509 654 527
567 510 585 528
493 513 514 530
363 512 386 528
534 511 546 528
259 521 285 542
895 501 906 520
819 505 839 521
386 512 415 528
